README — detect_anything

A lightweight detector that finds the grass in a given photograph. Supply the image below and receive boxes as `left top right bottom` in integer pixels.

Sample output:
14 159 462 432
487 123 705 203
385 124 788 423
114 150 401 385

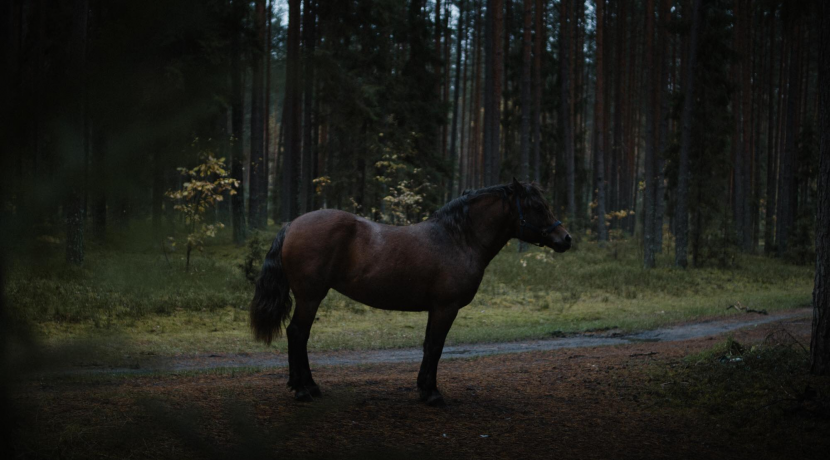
648 335 830 458
5 224 814 362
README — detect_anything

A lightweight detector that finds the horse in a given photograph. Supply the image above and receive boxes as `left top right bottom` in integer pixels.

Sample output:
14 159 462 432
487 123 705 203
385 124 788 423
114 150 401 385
250 178 572 406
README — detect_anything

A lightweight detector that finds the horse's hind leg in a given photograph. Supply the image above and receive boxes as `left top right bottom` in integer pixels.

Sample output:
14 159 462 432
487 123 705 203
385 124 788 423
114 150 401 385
417 307 459 407
287 294 326 401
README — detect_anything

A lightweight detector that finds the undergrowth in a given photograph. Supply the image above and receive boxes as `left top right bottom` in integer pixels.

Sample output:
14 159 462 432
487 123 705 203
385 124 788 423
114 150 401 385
650 333 830 456
4 224 815 355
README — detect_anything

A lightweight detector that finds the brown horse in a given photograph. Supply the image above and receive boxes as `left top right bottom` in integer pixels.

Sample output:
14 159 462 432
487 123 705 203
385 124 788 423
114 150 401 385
250 179 571 406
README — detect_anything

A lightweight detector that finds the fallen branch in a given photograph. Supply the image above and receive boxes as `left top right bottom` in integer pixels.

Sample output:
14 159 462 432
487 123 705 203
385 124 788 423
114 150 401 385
726 301 768 315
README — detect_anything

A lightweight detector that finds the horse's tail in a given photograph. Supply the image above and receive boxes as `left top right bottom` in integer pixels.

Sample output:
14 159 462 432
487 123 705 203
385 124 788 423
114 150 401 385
250 224 293 345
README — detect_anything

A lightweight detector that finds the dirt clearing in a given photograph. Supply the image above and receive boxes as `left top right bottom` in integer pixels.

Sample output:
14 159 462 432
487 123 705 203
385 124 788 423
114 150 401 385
9 310 828 459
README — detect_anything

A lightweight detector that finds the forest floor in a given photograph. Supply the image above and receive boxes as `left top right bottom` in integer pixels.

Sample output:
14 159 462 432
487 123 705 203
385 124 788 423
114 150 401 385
8 308 830 460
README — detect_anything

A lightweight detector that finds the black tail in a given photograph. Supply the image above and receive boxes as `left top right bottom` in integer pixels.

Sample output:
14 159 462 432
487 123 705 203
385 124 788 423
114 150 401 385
250 224 293 345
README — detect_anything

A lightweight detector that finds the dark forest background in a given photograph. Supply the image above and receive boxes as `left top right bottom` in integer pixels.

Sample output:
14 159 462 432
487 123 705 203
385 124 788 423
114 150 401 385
0 0 822 268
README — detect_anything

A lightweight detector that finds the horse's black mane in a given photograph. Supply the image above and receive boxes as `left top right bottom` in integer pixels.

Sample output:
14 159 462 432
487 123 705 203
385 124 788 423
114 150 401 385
430 182 544 241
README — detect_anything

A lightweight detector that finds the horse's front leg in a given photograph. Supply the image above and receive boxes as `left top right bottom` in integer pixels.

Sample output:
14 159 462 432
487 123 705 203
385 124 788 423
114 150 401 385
418 307 459 407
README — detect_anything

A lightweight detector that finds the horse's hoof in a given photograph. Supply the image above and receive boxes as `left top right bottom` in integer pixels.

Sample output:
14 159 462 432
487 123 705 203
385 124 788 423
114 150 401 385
294 389 313 402
426 393 446 407
307 384 322 397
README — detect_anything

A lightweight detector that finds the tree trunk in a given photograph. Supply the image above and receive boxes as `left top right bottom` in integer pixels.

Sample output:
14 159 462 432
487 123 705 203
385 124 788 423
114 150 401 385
249 0 267 230
482 0 493 185
560 0 576 218
458 2 470 196
65 0 89 266
449 0 465 198
654 0 670 252
471 0 483 188
281 0 302 222
519 0 532 182
674 0 702 268
594 0 607 243
764 6 777 254
532 0 543 184
300 0 316 214
491 0 503 185
643 0 656 267
231 0 247 244
777 16 800 257
810 0 830 375
264 0 273 220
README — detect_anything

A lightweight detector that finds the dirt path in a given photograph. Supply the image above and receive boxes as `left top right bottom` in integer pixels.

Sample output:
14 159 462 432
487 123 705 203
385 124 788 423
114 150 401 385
73 308 809 374
12 309 825 460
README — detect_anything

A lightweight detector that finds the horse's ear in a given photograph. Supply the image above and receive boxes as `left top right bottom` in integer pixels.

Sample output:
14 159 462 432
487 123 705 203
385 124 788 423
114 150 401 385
511 177 525 196
511 177 528 197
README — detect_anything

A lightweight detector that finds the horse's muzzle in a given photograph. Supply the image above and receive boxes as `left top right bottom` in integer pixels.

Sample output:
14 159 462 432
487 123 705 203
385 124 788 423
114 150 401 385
550 233 572 253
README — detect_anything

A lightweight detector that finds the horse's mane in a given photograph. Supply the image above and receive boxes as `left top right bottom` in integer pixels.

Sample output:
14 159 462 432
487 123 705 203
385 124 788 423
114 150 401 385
429 182 545 241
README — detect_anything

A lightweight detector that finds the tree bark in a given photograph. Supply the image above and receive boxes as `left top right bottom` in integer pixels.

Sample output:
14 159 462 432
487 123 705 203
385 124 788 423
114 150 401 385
777 16 800 257
764 6 777 254
230 0 247 244
594 0 607 243
810 0 830 375
300 0 316 214
449 0 465 198
65 0 89 266
249 0 268 230
559 0 576 218
674 0 702 268
281 0 302 222
519 0 532 182
491 0 503 185
532 0 543 184
654 0 670 252
643 0 656 267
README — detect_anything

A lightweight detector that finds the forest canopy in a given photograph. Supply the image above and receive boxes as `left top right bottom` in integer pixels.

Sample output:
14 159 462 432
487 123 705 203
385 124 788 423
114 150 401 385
0 0 821 267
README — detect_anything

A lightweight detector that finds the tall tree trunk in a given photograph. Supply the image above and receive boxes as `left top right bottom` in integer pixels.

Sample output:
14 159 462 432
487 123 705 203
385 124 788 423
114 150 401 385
519 0 532 181
740 0 753 251
449 0 465 198
471 0 483 188
300 0 316 214
491 0 503 185
231 0 247 243
764 6 777 254
65 0 89 265
594 0 607 243
532 0 543 184
674 0 702 268
482 0 493 185
810 0 830 375
560 0 576 218
249 0 267 230
777 16 800 257
281 0 302 222
612 0 626 221
264 0 273 219
654 0 671 252
643 0 657 267
458 3 471 196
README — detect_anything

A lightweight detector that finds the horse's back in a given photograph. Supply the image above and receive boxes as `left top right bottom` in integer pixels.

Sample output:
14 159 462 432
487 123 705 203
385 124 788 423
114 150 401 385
281 209 459 310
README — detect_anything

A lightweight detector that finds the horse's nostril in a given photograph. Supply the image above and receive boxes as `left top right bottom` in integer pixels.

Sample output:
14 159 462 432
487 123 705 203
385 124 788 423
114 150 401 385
564 234 572 244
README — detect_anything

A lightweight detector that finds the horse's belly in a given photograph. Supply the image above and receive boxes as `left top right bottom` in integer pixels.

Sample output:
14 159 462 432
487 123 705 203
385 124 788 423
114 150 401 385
333 281 431 312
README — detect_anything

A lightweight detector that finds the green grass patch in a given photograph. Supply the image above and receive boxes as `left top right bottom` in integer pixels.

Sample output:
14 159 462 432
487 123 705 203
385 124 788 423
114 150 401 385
6 226 814 359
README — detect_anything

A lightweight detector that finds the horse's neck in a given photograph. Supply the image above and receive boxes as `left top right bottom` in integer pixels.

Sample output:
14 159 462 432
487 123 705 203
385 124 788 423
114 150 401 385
468 196 515 264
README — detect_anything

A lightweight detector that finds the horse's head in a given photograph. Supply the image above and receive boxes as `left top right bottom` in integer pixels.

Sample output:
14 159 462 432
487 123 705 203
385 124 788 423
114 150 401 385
510 178 572 253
